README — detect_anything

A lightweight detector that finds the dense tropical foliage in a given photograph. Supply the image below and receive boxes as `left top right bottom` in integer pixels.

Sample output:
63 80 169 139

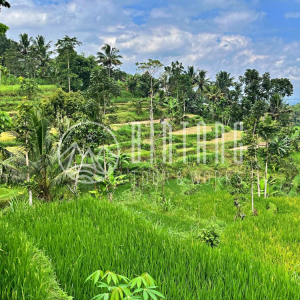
1 3 300 300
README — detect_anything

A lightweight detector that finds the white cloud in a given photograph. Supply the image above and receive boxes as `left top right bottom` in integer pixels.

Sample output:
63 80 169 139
219 35 252 51
284 12 300 19
214 10 266 31
123 9 145 17
233 50 267 66
283 67 300 81
150 8 172 19
1 10 48 27
1 0 300 101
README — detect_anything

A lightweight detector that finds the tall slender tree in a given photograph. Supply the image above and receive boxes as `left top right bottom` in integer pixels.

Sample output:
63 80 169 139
136 59 163 163
14 101 35 205
215 71 234 95
97 44 122 78
204 85 223 120
195 69 210 92
19 33 32 55
55 36 82 92
18 33 33 76
258 116 278 198
33 35 52 68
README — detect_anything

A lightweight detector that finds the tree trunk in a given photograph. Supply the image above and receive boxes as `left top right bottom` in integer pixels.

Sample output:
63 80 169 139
25 131 32 206
74 155 84 195
255 151 261 197
251 159 254 213
103 94 106 116
150 76 155 164
103 144 107 179
25 150 32 206
67 58 71 93
264 143 269 198
251 119 260 198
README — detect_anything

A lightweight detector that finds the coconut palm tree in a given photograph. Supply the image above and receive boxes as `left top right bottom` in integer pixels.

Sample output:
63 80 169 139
18 33 33 76
0 0 10 11
204 85 223 120
215 71 234 95
194 69 210 92
97 44 122 77
269 93 291 123
2 109 75 203
187 66 196 83
19 33 32 55
204 85 223 102
33 35 52 67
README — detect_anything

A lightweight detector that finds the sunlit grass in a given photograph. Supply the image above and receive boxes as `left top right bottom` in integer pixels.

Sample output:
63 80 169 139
2 195 300 299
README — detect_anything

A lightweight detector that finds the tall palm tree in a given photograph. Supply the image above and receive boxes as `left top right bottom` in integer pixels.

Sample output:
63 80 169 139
19 33 32 55
187 66 196 83
97 44 122 77
18 33 33 76
204 85 223 104
194 69 210 92
204 85 223 120
269 93 291 122
215 71 234 95
0 0 10 11
33 35 52 67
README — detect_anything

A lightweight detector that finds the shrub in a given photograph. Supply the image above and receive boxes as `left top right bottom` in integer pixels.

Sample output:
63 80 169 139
199 221 223 248
266 202 278 214
87 270 165 300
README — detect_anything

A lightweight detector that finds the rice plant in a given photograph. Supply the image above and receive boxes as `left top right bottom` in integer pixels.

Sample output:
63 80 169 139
2 196 300 299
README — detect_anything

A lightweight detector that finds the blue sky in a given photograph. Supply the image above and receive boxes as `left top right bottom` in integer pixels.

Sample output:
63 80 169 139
1 0 300 103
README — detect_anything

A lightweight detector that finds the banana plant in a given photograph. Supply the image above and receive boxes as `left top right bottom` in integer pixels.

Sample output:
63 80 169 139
163 97 178 121
0 65 8 85
94 166 127 201
117 153 130 174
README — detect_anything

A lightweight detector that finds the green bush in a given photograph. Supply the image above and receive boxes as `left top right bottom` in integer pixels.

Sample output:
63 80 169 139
198 221 223 248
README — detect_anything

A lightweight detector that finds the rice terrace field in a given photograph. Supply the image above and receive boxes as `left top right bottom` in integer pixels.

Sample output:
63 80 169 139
1 1 300 299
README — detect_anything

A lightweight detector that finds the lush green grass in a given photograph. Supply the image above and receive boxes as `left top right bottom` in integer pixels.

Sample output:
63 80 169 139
0 219 71 300
1 85 300 299
0 85 57 112
106 110 165 123
2 194 300 299
0 187 21 208
0 84 57 96
116 180 300 274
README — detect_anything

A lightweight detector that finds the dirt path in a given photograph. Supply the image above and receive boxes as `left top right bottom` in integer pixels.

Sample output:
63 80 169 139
172 125 213 135
111 118 170 129
206 131 243 144
229 142 266 151
112 114 198 127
